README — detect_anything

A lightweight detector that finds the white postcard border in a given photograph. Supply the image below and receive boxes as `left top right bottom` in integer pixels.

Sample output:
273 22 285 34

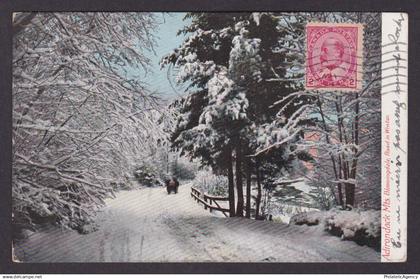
381 12 408 262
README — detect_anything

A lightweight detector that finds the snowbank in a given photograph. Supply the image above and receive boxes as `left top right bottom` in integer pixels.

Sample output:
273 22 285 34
290 209 380 250
16 184 380 262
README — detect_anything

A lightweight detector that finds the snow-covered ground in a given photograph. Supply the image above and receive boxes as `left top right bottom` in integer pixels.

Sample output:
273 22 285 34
15 183 379 262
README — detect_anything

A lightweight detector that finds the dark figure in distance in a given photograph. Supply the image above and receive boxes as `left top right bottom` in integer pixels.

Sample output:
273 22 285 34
165 177 179 194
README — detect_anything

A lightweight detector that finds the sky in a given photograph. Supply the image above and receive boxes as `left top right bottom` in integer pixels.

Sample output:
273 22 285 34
141 12 189 101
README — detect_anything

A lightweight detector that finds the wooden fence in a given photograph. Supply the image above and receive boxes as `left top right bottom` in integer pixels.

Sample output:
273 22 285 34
190 186 229 217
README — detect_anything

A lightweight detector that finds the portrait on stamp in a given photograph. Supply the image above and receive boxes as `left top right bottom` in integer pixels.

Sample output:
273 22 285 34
306 23 363 91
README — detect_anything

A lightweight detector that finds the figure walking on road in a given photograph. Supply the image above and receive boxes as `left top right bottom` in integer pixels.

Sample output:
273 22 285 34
166 177 179 194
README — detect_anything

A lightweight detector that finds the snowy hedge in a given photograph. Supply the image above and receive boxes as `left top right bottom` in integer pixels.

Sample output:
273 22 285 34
290 209 380 250
134 165 163 187
170 159 197 181
192 170 228 196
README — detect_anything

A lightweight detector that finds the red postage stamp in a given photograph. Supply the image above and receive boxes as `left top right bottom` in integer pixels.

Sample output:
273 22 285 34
306 23 363 91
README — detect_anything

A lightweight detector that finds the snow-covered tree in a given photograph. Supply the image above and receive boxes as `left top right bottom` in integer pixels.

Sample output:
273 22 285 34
162 13 309 218
12 12 163 233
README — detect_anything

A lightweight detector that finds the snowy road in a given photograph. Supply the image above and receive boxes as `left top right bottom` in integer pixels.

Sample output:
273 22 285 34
15 183 380 262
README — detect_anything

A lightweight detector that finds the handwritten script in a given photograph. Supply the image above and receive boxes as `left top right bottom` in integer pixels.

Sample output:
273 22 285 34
382 12 407 262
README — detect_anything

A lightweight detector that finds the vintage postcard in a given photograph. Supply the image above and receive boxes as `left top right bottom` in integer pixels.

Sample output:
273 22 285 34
11 12 407 263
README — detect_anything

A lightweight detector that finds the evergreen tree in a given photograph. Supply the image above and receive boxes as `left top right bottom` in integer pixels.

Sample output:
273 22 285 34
161 12 309 218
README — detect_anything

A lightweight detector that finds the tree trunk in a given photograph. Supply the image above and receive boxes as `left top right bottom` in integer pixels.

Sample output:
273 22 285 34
255 160 262 220
337 183 344 208
345 183 355 208
235 141 244 217
317 96 343 208
227 146 236 217
166 151 169 174
346 92 359 209
245 157 251 218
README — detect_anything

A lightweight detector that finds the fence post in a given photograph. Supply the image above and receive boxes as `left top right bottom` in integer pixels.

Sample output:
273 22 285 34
204 195 208 209
209 199 212 212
